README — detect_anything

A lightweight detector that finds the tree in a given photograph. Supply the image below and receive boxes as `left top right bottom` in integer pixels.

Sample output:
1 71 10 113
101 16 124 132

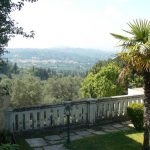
44 76 82 103
90 59 113 74
0 0 36 61
0 76 12 96
81 63 125 98
111 19 150 150
11 76 43 106
33 67 49 80
81 72 96 98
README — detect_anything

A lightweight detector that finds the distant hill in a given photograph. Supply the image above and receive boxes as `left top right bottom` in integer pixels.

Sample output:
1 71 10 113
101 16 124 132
4 48 115 71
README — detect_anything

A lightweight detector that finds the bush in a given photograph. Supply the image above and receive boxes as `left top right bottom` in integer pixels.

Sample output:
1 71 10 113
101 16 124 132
0 130 19 150
0 130 12 144
127 103 144 130
0 144 19 150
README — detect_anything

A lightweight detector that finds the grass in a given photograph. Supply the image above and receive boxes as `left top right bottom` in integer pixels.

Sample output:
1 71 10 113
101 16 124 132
16 129 144 150
16 136 33 150
16 130 63 150
65 130 143 150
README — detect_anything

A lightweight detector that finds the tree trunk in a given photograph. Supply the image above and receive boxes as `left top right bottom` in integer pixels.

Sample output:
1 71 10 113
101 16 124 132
143 71 150 150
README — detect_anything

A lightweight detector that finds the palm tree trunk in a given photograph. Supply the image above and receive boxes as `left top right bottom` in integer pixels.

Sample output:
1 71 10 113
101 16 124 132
143 71 150 150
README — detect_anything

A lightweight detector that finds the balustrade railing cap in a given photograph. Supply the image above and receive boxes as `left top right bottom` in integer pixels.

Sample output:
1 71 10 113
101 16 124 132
86 98 97 103
5 107 13 112
64 101 72 104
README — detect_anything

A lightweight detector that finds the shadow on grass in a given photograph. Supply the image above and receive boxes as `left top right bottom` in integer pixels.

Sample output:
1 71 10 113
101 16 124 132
65 130 143 150
15 129 64 150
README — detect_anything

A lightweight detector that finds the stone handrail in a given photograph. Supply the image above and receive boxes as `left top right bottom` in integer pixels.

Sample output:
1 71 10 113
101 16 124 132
5 94 144 132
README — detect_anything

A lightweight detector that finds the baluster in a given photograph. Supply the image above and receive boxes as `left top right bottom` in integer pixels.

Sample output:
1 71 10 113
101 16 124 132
14 113 18 131
78 105 82 122
40 111 44 128
98 103 102 119
53 109 57 126
106 103 110 118
109 101 114 118
82 104 87 123
33 111 38 129
114 101 119 117
71 105 76 124
46 109 50 127
101 103 104 119
11 113 15 131
103 102 107 118
118 102 121 116
59 106 65 125
18 112 23 130
25 111 30 130
75 105 79 123
124 100 128 115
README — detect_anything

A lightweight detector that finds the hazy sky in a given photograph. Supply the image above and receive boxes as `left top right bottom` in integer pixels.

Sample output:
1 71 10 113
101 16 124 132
8 0 150 50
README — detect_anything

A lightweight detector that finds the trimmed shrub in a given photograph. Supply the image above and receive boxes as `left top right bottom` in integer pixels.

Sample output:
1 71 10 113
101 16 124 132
127 103 144 130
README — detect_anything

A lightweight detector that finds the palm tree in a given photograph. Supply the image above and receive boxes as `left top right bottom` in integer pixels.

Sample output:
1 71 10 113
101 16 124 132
111 19 150 150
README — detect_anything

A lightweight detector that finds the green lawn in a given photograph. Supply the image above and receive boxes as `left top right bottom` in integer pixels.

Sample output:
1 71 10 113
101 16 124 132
65 130 143 150
16 137 33 150
16 130 144 150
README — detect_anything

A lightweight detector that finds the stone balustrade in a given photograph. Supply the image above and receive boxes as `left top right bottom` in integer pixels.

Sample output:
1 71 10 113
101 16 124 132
5 94 143 132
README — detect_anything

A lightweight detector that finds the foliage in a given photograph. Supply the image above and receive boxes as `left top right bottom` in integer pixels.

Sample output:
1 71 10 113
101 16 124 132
111 19 150 74
0 62 19 77
127 103 144 130
94 63 124 97
43 76 82 103
0 130 12 144
0 76 12 96
0 73 83 106
81 72 96 98
0 130 19 150
0 144 19 150
11 76 43 107
90 59 113 74
128 74 143 88
82 63 125 98
0 0 36 62
32 67 49 80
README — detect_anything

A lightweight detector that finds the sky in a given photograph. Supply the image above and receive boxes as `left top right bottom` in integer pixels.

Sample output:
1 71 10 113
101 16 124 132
8 0 150 50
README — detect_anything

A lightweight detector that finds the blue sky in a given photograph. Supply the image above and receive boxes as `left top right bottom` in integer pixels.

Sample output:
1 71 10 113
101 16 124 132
9 0 150 50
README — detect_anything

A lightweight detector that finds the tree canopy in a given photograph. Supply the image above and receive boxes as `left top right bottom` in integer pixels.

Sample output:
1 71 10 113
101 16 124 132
82 63 125 98
0 0 37 62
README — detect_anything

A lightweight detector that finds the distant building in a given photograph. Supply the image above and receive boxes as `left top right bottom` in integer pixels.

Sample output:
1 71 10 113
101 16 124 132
128 87 144 95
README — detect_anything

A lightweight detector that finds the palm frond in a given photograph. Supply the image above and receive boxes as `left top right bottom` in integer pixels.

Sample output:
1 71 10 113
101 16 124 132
110 33 129 41
118 66 130 83
112 19 150 73
127 19 150 43
122 29 134 35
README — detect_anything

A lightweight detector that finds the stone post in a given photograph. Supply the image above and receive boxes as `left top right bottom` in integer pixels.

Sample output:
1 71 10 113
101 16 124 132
87 99 97 125
0 95 10 130
4 108 14 132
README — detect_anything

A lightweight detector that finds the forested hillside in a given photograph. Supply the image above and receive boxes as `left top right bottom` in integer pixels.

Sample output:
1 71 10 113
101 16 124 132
4 48 115 72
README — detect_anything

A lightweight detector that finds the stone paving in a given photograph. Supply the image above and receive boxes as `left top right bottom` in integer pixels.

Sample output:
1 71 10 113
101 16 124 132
25 121 133 150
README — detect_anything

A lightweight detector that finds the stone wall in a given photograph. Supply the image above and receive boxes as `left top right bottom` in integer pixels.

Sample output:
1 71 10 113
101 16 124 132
5 94 143 132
